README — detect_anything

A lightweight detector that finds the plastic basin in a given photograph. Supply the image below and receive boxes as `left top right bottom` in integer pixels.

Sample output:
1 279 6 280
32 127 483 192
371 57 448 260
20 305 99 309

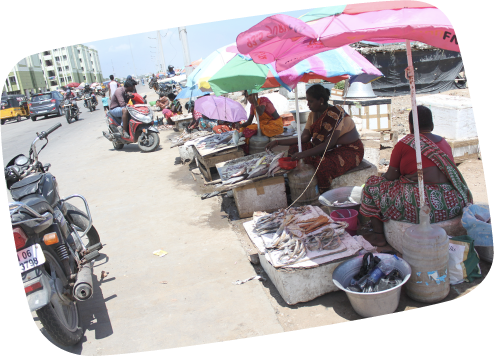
332 254 411 318
278 157 297 170
319 186 362 214
330 209 359 236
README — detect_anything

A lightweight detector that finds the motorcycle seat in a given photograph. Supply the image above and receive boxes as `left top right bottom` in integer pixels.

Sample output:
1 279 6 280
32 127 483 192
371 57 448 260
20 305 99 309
12 195 54 234
107 112 122 125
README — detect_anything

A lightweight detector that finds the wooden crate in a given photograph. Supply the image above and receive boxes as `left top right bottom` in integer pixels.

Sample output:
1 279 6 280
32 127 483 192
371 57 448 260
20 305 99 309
192 146 244 181
332 99 392 131
233 176 287 218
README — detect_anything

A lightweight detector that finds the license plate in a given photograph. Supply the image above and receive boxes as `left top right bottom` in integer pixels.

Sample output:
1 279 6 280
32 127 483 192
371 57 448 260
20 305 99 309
38 110 47 113
18 244 45 273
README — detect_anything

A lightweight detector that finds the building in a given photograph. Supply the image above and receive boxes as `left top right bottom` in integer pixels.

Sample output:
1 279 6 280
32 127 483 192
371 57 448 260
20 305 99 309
40 45 104 90
2 54 46 97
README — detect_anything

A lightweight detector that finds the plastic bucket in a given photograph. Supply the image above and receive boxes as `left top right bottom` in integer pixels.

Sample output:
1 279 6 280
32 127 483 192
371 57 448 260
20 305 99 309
332 254 411 318
330 209 359 235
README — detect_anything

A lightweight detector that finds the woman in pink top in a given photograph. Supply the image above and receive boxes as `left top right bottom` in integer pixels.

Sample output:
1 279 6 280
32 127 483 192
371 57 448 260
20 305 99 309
360 106 472 248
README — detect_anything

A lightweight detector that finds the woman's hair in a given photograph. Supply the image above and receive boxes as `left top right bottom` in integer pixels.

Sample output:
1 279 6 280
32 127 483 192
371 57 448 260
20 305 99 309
409 105 433 131
243 90 258 105
306 84 331 102
167 93 177 101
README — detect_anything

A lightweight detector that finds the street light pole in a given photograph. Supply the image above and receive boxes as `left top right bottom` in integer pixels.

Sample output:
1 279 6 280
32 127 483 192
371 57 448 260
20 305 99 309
178 27 192 77
156 30 167 73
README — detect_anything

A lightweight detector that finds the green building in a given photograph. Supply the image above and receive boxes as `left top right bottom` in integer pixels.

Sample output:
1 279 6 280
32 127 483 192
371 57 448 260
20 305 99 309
2 54 47 97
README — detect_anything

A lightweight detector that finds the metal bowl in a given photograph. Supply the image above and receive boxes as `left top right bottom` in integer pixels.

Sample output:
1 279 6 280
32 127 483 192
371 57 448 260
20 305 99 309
319 186 362 214
332 254 411 318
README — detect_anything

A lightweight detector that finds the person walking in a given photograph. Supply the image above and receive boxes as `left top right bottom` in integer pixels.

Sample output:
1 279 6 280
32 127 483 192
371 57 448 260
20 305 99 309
108 75 118 99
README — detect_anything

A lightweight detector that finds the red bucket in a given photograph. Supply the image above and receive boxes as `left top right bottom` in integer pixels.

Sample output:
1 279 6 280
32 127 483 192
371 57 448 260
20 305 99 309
330 209 359 236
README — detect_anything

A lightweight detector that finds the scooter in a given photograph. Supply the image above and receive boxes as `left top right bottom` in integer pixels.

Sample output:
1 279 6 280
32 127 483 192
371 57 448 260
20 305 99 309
102 93 160 152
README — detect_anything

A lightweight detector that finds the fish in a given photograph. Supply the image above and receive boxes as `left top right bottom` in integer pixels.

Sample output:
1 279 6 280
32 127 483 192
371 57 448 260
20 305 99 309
253 156 267 170
247 165 269 179
231 167 247 177
267 152 284 176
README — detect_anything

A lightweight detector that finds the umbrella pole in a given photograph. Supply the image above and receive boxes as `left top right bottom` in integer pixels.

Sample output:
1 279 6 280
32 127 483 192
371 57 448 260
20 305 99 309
406 40 425 208
295 86 302 152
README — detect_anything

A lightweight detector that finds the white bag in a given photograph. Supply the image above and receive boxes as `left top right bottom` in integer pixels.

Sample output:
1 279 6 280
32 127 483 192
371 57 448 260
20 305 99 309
448 236 482 285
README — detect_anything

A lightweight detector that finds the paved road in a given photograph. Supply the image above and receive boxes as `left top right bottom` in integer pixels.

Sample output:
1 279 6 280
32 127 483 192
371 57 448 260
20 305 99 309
1 88 283 355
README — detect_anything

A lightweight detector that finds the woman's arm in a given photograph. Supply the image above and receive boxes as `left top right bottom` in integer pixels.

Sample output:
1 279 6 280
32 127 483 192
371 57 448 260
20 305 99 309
266 129 312 150
240 112 255 128
291 129 341 160
383 144 402 181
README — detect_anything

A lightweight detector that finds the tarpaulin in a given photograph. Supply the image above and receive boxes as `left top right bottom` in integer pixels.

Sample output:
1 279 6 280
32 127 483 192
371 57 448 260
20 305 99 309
362 49 464 97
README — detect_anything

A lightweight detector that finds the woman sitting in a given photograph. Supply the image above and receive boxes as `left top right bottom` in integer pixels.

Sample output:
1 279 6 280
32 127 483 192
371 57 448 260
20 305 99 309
359 105 472 247
239 91 283 137
266 84 364 192
155 93 181 125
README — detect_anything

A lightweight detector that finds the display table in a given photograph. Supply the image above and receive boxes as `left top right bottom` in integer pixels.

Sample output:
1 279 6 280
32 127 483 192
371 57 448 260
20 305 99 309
243 216 373 305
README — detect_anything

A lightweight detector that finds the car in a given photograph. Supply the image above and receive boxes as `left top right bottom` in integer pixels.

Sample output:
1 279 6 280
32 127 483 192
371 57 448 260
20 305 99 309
29 91 65 121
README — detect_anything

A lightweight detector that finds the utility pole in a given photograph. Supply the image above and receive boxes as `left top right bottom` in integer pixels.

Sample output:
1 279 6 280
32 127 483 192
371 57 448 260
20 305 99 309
178 27 192 77
157 31 167 72
111 59 115 77
128 37 138 77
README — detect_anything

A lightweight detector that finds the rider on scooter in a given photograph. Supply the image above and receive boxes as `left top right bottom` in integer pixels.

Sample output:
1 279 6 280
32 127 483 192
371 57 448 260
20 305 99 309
108 79 136 139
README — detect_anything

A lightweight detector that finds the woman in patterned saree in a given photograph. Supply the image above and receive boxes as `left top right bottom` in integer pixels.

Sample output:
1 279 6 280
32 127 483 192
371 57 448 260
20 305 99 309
360 105 472 247
265 84 364 192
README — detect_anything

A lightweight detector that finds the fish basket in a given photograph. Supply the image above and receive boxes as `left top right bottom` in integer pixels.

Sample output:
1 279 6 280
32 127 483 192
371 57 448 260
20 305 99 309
332 254 411 318
278 157 297 170
319 186 362 214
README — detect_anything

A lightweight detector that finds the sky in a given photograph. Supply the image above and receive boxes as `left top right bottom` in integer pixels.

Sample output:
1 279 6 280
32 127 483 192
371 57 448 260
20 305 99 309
84 8 312 79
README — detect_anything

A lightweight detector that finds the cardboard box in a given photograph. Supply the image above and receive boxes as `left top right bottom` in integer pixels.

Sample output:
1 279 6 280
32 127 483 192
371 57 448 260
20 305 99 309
233 176 287 218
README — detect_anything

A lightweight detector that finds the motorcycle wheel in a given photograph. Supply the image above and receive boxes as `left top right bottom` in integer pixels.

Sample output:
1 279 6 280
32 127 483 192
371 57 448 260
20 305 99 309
17 115 22 122
36 251 84 346
89 105 93 112
113 142 124 150
66 109 71 124
138 131 160 152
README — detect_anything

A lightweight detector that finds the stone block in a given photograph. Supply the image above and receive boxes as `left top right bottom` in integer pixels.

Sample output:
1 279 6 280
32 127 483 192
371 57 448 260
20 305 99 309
383 215 467 253
331 159 378 190
416 95 476 140
362 140 380 167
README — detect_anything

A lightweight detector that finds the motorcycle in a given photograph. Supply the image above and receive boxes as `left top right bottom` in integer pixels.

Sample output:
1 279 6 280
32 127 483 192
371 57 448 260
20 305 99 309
82 93 96 112
62 98 79 124
102 93 159 152
5 123 103 346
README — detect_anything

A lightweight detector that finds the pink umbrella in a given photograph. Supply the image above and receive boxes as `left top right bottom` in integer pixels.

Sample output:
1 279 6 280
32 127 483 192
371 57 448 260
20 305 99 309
236 1 460 208
237 1 457 72
195 95 247 123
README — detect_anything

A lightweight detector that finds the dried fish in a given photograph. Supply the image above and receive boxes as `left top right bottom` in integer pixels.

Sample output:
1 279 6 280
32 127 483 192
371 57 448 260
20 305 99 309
247 165 269 179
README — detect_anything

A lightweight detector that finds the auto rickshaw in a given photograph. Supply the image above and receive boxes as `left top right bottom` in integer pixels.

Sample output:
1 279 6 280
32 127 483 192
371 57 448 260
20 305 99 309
1 94 30 125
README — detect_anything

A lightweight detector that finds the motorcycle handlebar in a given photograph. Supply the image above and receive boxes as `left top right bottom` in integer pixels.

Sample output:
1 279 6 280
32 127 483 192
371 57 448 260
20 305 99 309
39 123 62 139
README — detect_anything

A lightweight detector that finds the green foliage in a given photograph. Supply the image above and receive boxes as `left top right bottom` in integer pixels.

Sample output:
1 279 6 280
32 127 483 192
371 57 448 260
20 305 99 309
334 81 345 90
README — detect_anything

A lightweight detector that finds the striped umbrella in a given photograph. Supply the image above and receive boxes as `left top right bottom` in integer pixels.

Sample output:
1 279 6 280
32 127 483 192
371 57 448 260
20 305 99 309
236 0 460 207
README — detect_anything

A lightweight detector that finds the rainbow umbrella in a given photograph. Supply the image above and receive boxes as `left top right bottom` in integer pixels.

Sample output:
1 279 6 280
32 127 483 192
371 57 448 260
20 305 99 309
236 0 460 207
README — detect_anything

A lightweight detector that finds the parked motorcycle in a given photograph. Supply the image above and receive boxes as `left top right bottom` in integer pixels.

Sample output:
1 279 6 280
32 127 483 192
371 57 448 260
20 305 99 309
62 98 79 124
102 94 160 152
5 123 103 346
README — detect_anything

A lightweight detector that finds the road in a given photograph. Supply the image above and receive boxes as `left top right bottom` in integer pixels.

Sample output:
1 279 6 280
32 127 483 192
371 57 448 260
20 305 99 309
1 88 283 355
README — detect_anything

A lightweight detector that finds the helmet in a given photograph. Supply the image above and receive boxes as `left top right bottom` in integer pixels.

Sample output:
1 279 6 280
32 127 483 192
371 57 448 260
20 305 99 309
66 88 71 93
168 65 174 71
